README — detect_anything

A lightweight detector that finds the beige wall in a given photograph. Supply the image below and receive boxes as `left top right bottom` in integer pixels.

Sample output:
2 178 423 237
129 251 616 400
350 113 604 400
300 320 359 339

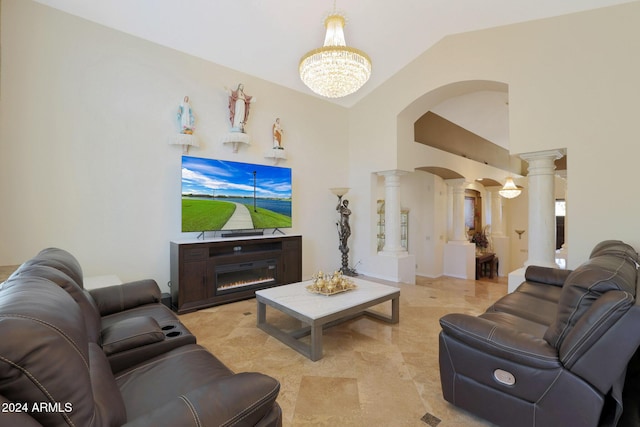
349 1 640 274
2 1 639 285
0 0 349 287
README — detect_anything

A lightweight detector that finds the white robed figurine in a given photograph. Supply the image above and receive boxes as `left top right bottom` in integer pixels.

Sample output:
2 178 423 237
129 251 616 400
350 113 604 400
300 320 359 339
226 84 255 133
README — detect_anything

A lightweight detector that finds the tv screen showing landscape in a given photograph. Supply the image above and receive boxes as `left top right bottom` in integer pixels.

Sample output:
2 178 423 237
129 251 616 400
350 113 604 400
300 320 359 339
181 156 292 232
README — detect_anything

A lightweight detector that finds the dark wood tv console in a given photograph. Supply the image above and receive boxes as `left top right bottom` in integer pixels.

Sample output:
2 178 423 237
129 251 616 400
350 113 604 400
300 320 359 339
169 235 302 314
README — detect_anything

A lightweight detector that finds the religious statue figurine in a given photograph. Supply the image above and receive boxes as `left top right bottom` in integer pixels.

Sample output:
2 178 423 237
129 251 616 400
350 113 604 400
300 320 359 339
226 83 255 133
172 96 198 153
177 96 195 134
272 118 284 149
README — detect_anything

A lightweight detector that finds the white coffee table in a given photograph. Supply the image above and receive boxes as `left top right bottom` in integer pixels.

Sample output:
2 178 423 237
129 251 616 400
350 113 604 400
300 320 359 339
256 277 400 361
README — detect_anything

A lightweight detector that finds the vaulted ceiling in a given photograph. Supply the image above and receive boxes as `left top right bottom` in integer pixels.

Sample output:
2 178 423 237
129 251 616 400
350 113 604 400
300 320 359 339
34 0 632 109
33 0 629 157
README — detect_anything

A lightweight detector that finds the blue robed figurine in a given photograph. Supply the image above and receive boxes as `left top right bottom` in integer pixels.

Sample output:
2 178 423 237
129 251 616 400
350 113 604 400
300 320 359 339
173 96 198 153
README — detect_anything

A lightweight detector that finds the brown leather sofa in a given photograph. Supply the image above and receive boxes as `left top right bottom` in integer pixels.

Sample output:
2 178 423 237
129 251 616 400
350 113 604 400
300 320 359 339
8 248 198 374
0 248 282 426
439 240 640 427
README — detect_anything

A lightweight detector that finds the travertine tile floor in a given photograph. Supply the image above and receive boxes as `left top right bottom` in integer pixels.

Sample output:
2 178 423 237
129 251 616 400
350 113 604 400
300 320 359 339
179 275 507 427
0 264 503 426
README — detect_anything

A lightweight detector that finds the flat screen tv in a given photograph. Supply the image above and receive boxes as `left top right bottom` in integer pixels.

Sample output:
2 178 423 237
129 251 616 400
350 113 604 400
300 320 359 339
181 156 292 233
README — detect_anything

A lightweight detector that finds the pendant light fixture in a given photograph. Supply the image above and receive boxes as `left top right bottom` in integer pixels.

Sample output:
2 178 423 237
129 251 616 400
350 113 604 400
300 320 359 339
498 177 522 199
299 4 372 98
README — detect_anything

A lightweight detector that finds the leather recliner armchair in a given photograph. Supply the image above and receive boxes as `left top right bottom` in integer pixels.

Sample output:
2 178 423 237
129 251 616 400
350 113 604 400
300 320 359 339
439 240 640 427
0 248 282 426
8 247 200 373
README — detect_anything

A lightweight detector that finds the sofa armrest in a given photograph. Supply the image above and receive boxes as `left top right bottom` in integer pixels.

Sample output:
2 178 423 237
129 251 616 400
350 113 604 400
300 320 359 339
524 265 572 286
89 279 161 316
122 372 281 427
101 316 165 356
440 313 561 369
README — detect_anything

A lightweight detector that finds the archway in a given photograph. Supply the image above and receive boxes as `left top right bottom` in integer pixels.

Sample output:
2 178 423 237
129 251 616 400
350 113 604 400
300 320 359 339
394 80 521 279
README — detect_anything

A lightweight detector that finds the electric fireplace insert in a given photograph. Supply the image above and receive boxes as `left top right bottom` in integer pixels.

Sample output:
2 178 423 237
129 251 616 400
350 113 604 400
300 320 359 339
215 259 278 295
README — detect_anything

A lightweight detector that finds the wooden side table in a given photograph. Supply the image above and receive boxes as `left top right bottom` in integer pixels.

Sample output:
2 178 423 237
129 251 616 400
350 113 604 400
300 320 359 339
475 253 496 279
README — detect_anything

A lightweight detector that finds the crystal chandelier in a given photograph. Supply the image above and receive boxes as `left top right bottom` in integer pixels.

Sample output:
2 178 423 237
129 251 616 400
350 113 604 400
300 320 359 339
299 12 371 98
498 177 522 199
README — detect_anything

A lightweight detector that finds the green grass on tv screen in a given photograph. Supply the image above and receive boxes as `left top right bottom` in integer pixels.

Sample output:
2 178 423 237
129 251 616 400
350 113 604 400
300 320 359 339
182 199 291 232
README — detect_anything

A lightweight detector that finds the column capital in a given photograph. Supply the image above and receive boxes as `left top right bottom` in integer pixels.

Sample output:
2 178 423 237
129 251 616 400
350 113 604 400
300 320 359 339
444 178 468 188
377 170 409 178
519 149 565 163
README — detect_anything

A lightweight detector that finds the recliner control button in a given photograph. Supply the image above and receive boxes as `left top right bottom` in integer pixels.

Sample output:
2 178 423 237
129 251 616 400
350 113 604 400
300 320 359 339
494 369 516 386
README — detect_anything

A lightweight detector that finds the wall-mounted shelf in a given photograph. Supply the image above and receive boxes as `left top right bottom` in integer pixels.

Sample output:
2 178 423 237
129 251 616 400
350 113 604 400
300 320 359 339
221 132 250 153
264 148 287 164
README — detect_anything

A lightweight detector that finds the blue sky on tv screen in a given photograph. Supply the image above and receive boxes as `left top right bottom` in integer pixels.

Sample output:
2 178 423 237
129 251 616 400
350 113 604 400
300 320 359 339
181 156 291 199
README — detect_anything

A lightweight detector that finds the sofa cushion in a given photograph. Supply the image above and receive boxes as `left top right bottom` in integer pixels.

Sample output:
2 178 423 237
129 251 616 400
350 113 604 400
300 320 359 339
487 291 559 327
116 344 281 426
22 247 86 287
544 241 638 348
90 279 161 316
480 311 549 338
514 281 563 304
102 316 165 356
524 265 572 287
8 263 103 343
590 239 640 262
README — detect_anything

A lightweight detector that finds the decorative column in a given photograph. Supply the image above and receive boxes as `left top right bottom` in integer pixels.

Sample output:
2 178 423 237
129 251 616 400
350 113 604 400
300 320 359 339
446 184 454 241
444 178 475 279
487 186 508 276
520 149 565 268
378 170 407 255
556 171 568 268
487 187 505 237
375 170 415 284
447 179 468 242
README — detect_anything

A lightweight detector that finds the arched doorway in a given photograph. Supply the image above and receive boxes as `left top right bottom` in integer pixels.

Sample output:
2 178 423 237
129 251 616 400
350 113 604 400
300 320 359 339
394 80 522 278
